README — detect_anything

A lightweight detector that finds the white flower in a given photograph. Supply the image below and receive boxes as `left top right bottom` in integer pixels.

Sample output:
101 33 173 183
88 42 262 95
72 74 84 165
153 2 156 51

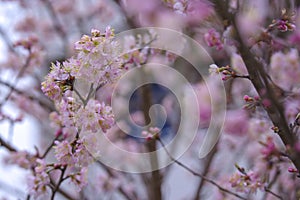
208 64 219 74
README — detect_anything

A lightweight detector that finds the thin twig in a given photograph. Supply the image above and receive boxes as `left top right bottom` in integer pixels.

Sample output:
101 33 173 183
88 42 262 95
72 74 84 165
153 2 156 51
264 187 283 200
51 166 67 200
233 74 251 79
157 138 247 200
73 88 86 105
96 161 138 200
0 52 32 107
0 26 16 53
40 134 60 159
193 146 218 200
0 136 16 152
0 79 55 112
262 168 282 200
41 0 68 54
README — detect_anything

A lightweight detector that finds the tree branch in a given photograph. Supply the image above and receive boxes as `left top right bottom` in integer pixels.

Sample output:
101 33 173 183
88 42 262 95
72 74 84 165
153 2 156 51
213 0 300 172
157 138 247 200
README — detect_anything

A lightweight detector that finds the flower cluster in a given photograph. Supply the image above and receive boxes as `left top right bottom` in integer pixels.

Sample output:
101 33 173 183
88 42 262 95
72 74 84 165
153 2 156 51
243 95 260 111
73 27 122 85
209 64 248 81
42 27 123 101
39 27 122 197
142 127 161 140
259 136 280 159
3 1 300 200
268 9 296 32
69 167 88 192
54 139 93 167
27 159 50 198
229 165 263 193
76 99 114 133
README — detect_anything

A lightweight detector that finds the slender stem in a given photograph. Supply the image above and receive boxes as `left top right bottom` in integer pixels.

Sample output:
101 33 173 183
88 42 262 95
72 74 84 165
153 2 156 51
49 176 77 200
0 52 32 107
0 136 16 152
0 79 55 112
85 83 94 103
233 74 251 79
262 168 281 200
157 138 247 200
0 136 75 200
0 26 16 53
41 0 69 54
41 134 60 159
264 188 283 200
96 161 137 200
73 88 86 105
50 167 67 200
193 145 217 200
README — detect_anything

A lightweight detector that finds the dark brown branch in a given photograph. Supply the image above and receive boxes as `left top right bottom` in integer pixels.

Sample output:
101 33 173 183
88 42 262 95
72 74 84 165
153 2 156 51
0 136 16 152
49 176 77 200
51 167 67 200
40 134 60 159
213 0 300 172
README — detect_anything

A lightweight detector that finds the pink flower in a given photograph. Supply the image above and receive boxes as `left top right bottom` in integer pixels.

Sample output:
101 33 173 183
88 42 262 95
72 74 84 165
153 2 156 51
270 49 300 90
229 170 263 193
288 167 298 173
185 0 213 23
276 19 296 32
54 140 73 165
76 100 114 133
70 167 88 192
54 140 93 167
27 159 50 198
41 79 61 101
260 137 277 158
49 62 70 81
73 140 93 167
204 29 223 50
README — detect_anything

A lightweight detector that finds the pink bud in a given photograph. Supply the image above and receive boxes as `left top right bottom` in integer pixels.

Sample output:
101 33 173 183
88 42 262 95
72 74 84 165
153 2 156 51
262 99 271 108
243 95 250 101
288 167 298 173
